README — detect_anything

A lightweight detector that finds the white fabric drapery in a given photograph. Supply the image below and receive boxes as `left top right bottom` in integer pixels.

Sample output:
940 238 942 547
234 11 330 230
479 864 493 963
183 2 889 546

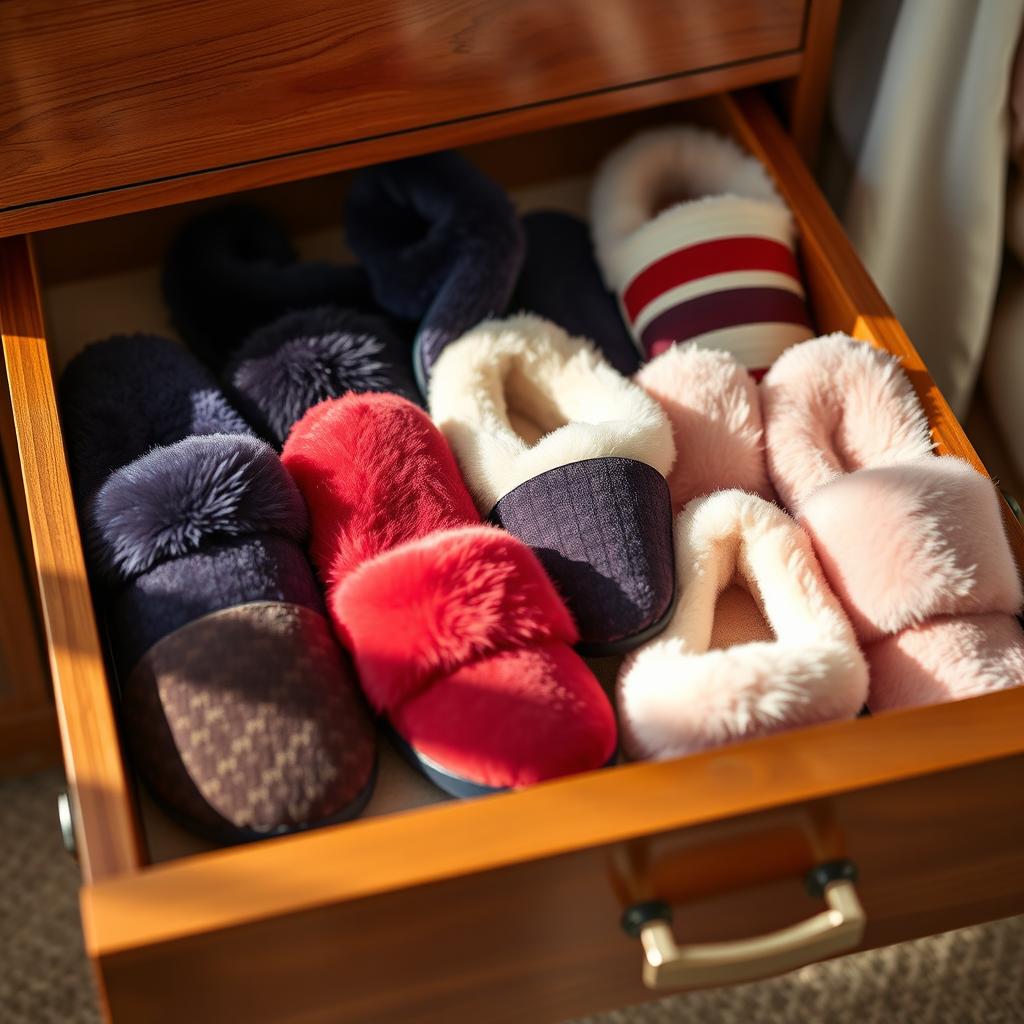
825 0 1024 423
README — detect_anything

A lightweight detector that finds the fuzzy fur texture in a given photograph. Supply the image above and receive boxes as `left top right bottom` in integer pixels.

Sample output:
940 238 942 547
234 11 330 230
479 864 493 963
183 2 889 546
390 642 617 789
282 391 617 787
226 305 419 445
618 490 867 761
590 125 788 290
60 334 252 503
761 333 935 512
89 434 308 584
865 613 1024 711
636 343 774 512
163 204 374 365
106 534 325 675
333 525 578 713
345 151 525 383
282 392 480 588
799 458 1024 644
429 314 675 512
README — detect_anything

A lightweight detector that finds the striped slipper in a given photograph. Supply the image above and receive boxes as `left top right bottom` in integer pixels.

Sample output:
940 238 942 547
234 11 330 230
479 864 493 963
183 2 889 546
60 336 377 842
591 126 813 376
429 314 677 654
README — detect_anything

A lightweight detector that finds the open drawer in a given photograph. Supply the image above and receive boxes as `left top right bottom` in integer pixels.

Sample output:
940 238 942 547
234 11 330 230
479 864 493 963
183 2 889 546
2 91 1023 1024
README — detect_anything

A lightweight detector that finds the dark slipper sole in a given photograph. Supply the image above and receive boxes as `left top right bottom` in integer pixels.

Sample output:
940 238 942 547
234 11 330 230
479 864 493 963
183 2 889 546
385 724 620 800
141 755 380 847
489 457 676 656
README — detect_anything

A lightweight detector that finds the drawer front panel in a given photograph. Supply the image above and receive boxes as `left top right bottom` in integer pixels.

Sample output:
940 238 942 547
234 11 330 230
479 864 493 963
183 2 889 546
86 748 1024 1023
0 0 804 224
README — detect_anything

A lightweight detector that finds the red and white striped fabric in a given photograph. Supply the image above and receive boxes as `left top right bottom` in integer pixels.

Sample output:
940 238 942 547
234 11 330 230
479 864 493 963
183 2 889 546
591 126 814 377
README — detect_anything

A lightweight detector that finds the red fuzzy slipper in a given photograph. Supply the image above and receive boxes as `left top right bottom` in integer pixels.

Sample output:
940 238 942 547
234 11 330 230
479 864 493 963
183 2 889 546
282 393 617 794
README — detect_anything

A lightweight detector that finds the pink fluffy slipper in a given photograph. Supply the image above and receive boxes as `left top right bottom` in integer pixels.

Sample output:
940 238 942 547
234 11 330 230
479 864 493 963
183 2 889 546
761 333 1024 710
760 332 934 512
636 342 774 512
617 490 868 760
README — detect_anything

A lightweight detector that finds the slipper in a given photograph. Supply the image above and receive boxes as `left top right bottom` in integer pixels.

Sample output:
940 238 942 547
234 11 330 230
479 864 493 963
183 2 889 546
590 126 813 375
428 313 677 654
60 336 376 842
281 392 618 794
163 204 375 366
222 305 419 446
513 210 640 377
345 151 525 393
761 333 1024 710
635 342 774 513
617 490 868 761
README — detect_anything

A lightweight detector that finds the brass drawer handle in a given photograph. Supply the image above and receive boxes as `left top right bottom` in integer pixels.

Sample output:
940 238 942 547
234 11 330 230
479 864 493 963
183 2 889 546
621 859 865 991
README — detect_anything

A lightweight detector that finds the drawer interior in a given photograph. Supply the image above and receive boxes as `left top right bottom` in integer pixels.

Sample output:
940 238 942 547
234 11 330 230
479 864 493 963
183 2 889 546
4 89 1024 1023
4 86 1019 897
20 90 1024 867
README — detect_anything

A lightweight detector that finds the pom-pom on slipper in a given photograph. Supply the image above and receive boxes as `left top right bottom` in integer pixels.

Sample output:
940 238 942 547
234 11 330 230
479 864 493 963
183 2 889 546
345 151 525 393
163 204 375 366
617 489 868 761
762 333 1024 710
60 336 376 842
281 392 618 795
591 126 813 375
223 305 419 446
636 342 774 513
428 313 677 654
513 210 640 377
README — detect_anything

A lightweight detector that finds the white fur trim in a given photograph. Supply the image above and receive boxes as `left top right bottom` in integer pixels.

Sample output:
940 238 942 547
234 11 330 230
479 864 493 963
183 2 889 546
428 314 675 512
590 126 792 291
618 490 868 760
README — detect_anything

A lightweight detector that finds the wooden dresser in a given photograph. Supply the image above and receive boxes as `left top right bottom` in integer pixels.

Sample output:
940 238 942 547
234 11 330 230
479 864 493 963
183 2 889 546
2 2 1023 1021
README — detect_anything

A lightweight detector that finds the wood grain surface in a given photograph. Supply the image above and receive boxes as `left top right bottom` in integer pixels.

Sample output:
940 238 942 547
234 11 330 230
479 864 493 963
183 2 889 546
82 694 1024 1023
0 236 143 882
0 0 804 234
785 0 842 161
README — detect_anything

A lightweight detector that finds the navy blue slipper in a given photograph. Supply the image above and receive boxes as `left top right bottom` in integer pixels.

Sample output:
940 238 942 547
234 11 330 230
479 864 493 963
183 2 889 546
162 203 376 367
60 335 377 843
513 210 640 377
345 151 525 393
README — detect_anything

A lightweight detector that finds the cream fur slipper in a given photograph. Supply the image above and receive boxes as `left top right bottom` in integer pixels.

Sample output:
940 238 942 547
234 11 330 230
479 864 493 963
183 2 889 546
429 313 677 654
617 490 868 761
636 342 774 513
762 333 1024 711
591 126 813 375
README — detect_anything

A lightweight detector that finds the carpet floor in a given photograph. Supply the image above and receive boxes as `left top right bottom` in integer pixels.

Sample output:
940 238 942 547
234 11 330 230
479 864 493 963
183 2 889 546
2 768 1022 1023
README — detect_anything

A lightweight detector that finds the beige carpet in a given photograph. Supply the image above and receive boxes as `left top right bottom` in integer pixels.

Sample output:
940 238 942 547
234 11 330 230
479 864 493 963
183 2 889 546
2 769 1022 1024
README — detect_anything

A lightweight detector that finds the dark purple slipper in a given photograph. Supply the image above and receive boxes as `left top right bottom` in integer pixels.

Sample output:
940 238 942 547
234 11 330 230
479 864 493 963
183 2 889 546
513 211 640 377
428 313 677 653
344 151 524 393
162 204 376 367
60 336 376 842
490 458 676 654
